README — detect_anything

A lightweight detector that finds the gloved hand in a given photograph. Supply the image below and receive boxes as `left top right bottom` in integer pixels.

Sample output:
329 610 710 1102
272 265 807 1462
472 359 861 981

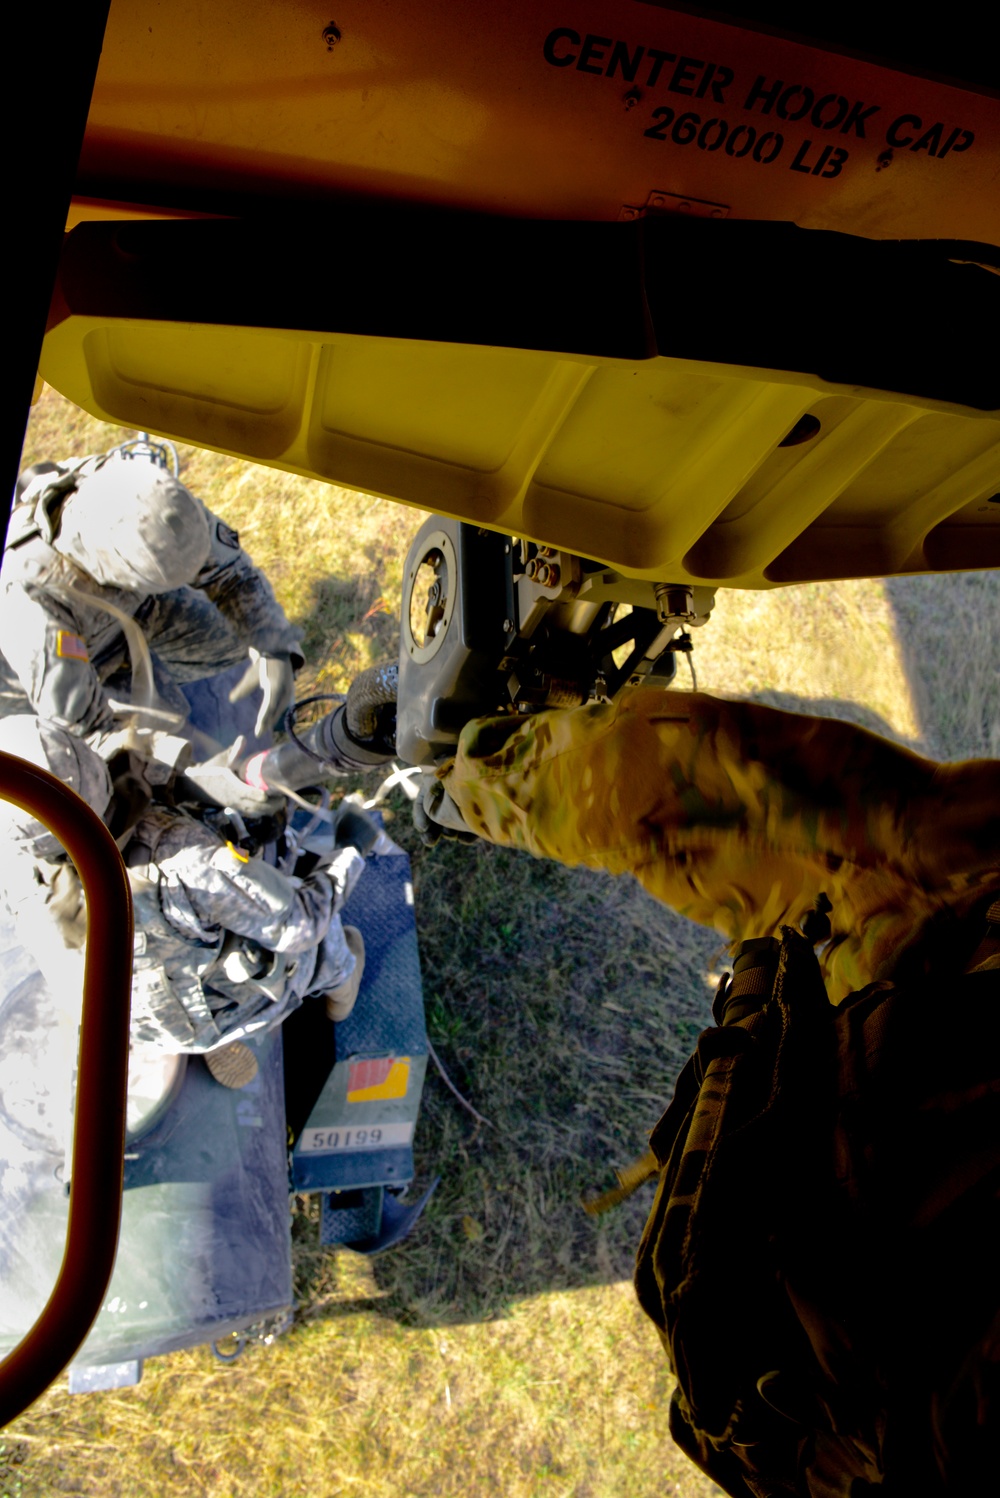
412 773 479 848
180 748 285 816
228 649 297 737
295 802 381 863
332 803 381 856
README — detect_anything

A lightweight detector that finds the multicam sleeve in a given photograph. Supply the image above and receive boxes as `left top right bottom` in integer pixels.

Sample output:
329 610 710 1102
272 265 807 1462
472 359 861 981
440 690 1000 1001
191 507 304 667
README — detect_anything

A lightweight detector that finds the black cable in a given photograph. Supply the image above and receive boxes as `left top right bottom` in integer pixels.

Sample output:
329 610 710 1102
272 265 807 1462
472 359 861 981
284 693 345 771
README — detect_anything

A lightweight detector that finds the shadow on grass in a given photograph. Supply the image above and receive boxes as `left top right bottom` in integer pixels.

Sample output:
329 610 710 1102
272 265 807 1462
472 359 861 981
293 807 722 1329
294 571 402 697
884 571 1000 761
742 688 910 744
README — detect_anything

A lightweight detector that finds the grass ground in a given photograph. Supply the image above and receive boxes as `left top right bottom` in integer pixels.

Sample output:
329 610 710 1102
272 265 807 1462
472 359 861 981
4 388 999 1496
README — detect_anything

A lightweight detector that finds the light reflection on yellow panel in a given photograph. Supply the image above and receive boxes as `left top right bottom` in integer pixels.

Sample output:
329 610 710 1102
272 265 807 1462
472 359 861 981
827 414 1000 525
83 325 312 460
41 315 1000 586
534 368 808 518
315 341 560 471
102 325 303 413
713 397 860 525
688 403 923 580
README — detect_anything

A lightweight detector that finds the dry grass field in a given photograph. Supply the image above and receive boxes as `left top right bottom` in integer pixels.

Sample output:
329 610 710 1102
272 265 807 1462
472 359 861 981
2 387 998 1497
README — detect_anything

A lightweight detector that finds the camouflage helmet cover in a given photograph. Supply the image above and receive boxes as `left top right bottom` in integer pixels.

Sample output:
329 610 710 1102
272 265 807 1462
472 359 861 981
55 459 211 593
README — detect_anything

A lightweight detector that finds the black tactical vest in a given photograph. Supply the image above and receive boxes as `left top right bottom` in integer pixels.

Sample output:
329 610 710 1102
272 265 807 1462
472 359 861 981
635 908 1000 1495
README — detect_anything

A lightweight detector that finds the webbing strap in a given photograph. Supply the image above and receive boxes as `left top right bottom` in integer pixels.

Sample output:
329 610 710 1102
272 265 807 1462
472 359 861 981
580 1148 659 1217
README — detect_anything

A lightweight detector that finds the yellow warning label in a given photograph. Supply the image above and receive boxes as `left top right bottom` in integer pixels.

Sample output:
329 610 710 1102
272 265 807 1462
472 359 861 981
347 1057 410 1103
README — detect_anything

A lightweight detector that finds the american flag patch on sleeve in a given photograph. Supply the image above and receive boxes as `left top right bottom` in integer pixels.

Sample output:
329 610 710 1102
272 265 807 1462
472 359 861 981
55 630 90 662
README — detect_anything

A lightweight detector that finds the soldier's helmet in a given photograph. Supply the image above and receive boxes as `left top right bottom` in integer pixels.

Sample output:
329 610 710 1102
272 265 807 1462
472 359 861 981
0 716 113 859
55 460 211 593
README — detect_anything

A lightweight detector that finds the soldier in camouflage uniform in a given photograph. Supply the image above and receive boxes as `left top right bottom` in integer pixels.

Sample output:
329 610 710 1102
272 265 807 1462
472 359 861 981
0 716 368 1091
425 687 1000 999
1 453 303 745
122 797 368 1060
420 686 1000 1493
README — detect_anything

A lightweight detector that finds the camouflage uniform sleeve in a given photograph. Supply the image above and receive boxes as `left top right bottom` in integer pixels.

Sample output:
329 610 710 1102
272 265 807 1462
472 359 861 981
440 689 1000 1001
0 844 88 1013
0 560 114 736
191 507 304 666
153 816 334 955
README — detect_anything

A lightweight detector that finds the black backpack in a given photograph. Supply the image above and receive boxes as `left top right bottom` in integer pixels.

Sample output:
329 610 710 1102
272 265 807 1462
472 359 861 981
634 909 1000 1496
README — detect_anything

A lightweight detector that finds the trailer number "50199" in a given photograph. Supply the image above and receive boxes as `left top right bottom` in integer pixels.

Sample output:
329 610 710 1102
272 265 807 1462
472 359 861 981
298 1121 415 1153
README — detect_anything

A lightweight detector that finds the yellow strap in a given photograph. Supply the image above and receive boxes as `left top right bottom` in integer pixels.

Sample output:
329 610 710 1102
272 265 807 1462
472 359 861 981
580 1148 659 1217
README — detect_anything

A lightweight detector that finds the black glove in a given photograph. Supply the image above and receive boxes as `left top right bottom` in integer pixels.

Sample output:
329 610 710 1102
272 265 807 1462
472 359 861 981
332 803 381 856
294 801 381 867
411 774 479 848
